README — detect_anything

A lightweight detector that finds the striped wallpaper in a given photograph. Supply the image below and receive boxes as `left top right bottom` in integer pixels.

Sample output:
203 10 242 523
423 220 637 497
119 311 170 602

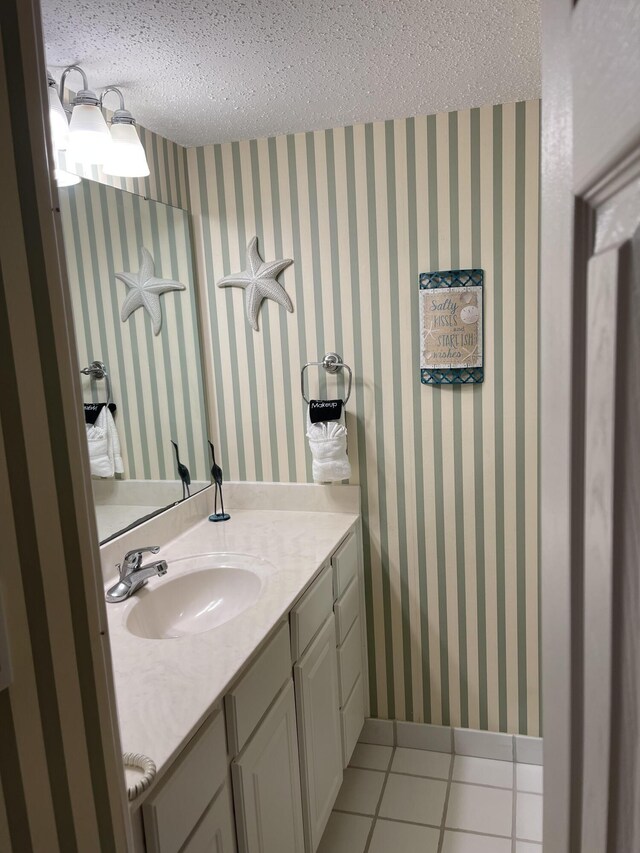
187 101 541 735
59 180 209 483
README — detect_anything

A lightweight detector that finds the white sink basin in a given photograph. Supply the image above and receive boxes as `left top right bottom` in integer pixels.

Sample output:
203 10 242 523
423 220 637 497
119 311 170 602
125 553 265 640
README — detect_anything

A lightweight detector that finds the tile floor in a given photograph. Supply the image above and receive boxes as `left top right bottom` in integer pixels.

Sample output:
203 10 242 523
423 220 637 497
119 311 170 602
318 741 543 853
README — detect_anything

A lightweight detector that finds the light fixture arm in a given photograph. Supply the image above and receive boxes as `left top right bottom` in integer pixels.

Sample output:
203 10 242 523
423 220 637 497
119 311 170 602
100 86 126 113
58 64 92 113
100 86 136 125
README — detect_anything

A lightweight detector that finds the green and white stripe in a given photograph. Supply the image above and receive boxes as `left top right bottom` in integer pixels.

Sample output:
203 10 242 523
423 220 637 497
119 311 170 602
187 100 540 735
59 180 209 482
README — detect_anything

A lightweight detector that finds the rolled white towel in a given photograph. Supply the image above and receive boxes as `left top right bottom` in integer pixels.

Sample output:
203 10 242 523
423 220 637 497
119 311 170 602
105 406 124 475
306 408 351 483
86 406 124 477
86 409 112 477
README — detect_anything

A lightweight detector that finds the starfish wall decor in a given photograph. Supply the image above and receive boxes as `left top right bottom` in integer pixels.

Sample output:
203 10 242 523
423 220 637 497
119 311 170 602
217 236 293 331
115 246 185 335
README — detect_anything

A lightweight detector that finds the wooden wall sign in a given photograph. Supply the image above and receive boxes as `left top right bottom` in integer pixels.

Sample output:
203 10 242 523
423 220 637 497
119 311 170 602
419 269 484 385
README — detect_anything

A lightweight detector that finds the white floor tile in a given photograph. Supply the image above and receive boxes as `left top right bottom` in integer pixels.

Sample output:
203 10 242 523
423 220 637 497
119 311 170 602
442 830 511 853
350 742 393 771
446 782 513 837
379 773 447 825
516 792 543 842
368 819 439 853
516 763 543 794
516 843 542 853
334 767 385 815
452 755 513 788
392 747 451 779
317 812 372 853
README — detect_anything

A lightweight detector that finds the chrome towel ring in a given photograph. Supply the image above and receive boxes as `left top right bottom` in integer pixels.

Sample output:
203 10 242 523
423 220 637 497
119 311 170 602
301 352 352 405
80 359 112 406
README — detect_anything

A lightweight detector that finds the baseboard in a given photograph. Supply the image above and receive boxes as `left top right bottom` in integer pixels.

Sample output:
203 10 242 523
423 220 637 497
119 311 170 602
360 718 543 765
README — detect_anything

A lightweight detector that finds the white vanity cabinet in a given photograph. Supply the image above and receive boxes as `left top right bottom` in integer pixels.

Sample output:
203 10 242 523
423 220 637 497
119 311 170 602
142 709 236 853
226 621 304 853
182 782 236 853
133 522 367 853
332 529 367 766
292 569 343 852
231 680 304 853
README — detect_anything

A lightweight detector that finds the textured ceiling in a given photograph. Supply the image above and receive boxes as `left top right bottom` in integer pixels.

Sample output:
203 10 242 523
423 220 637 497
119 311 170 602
41 0 540 148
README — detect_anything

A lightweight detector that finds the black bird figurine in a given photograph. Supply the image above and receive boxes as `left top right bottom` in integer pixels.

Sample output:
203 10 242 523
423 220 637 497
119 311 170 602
171 440 191 500
208 441 230 522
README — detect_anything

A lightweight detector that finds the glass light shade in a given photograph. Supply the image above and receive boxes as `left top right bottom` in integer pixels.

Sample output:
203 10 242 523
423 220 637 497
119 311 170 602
48 85 69 150
66 103 112 165
103 123 150 178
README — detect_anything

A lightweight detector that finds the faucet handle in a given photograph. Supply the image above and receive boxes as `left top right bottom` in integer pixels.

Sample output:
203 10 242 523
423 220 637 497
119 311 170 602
120 546 160 576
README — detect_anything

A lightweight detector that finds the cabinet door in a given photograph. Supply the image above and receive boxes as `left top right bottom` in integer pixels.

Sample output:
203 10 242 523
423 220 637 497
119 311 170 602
294 615 343 853
231 680 304 853
182 782 236 853
143 710 228 853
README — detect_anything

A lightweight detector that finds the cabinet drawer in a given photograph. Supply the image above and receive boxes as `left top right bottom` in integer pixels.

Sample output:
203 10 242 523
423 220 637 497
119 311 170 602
290 564 333 661
225 621 292 756
143 710 227 853
340 674 365 768
337 616 362 706
331 532 358 599
182 781 236 853
334 576 359 645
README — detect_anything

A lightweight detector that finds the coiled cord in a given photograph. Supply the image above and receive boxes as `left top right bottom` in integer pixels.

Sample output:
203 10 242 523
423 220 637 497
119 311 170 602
123 752 156 801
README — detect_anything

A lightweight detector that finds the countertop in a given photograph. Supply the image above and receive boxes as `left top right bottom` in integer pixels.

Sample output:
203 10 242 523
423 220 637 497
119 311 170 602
105 505 358 780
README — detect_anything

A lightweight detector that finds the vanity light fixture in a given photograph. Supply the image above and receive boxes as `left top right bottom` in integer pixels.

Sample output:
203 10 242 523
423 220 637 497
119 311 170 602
47 71 81 186
59 64 112 166
47 71 68 150
100 87 150 178
53 159 81 187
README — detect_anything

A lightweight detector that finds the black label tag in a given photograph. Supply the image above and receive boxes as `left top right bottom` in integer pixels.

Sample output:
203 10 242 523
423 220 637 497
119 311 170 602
309 399 343 423
84 402 117 424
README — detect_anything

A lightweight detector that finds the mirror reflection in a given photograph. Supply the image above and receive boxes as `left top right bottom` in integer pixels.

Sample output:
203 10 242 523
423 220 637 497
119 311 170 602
58 180 210 542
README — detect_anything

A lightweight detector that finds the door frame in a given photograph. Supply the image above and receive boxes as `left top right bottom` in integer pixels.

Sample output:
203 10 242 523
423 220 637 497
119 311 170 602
0 0 131 847
541 1 640 851
541 4 586 848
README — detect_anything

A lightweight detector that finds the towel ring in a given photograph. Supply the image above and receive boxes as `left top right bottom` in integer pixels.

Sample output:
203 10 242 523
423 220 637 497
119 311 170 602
81 359 112 406
301 352 352 405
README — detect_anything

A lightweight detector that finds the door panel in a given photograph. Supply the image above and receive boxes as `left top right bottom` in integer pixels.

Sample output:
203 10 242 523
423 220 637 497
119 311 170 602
232 681 304 853
541 2 640 851
607 225 640 853
294 615 343 852
582 247 621 850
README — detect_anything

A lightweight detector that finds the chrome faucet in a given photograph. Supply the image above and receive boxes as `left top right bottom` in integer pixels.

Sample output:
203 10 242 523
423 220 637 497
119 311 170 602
105 546 168 603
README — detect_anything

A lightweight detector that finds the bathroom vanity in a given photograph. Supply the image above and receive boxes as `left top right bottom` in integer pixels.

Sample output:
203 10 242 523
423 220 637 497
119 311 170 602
100 483 366 853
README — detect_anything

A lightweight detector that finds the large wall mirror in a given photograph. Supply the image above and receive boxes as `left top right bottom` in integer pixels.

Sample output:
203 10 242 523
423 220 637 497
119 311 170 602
59 179 210 543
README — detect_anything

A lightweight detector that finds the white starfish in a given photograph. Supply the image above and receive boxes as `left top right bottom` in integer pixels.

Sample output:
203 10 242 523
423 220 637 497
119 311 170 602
115 247 185 336
217 236 293 331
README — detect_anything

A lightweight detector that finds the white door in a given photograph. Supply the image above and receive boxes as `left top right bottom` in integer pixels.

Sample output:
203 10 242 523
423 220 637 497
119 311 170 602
294 615 343 852
540 1 640 851
231 680 304 853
